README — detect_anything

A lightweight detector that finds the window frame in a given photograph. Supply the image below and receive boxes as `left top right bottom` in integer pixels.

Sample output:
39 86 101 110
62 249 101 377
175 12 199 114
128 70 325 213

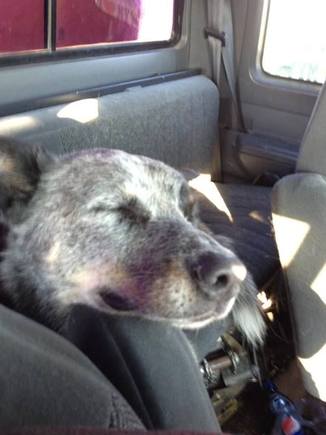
0 0 184 67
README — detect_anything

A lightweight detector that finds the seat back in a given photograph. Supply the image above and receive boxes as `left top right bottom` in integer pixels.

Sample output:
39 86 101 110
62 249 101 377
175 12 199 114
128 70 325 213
0 75 219 174
272 81 326 401
297 82 326 176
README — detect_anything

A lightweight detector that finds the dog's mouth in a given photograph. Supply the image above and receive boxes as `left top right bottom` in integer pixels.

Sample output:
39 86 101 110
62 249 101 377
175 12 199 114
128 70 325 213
98 284 238 324
169 311 218 329
99 290 137 312
100 292 219 326
170 296 236 329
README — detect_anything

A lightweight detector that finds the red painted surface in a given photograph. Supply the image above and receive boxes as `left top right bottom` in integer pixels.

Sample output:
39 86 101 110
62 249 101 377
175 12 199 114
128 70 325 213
56 0 141 48
0 0 141 54
0 0 45 53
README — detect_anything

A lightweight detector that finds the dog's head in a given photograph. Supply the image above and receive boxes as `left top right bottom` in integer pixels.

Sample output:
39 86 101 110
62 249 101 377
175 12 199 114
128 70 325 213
0 140 262 340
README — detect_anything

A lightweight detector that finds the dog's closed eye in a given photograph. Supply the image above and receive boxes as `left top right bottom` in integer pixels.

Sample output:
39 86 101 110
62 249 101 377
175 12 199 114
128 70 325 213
116 200 150 224
89 203 109 214
89 197 150 224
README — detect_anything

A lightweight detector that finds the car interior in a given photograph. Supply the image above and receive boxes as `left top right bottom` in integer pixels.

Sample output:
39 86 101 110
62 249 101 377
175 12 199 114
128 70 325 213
0 1 325 434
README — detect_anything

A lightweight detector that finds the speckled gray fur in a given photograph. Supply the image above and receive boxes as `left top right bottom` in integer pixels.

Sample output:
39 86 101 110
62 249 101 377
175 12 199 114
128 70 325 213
0 141 265 345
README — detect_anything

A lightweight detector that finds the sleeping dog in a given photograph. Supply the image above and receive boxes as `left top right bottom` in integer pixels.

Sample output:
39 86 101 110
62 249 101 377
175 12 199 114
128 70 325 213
0 139 265 345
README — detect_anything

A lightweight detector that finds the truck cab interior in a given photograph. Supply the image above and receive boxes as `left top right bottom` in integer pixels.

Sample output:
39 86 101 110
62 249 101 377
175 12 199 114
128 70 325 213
0 1 325 434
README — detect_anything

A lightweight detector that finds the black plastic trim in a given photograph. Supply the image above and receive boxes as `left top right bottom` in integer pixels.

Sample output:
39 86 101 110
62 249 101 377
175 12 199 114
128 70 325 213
0 68 201 117
237 133 299 166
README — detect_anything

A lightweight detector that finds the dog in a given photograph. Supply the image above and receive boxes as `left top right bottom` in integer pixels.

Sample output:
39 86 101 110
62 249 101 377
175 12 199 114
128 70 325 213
0 138 265 345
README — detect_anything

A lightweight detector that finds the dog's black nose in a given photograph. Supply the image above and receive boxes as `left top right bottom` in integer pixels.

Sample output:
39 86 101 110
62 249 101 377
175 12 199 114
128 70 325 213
190 252 246 293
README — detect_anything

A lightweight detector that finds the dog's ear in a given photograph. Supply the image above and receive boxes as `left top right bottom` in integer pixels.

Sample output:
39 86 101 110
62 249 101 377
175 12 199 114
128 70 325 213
0 137 55 212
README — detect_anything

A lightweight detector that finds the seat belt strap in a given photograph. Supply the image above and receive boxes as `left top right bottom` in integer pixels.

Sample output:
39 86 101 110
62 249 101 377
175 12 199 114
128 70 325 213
205 0 246 133
206 0 225 85
205 0 225 182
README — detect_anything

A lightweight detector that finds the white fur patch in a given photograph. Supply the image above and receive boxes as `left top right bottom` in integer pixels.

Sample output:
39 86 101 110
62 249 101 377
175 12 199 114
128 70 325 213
232 304 266 347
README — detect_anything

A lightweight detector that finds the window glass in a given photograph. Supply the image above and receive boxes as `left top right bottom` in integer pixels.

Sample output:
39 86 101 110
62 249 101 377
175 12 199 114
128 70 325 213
56 0 174 49
262 0 326 84
0 0 45 54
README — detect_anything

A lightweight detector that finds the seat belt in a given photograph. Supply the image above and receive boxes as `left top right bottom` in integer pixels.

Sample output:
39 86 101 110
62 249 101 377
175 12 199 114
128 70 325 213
204 0 225 182
205 0 246 133
205 0 225 84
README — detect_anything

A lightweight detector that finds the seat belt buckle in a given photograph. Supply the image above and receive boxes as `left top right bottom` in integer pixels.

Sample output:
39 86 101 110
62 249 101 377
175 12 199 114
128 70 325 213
203 27 226 47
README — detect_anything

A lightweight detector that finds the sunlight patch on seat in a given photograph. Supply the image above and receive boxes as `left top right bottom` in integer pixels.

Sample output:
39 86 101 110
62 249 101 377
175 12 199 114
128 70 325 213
272 213 310 267
188 174 233 222
258 290 274 321
311 262 326 303
249 210 266 223
258 291 273 311
57 99 99 124
0 115 40 134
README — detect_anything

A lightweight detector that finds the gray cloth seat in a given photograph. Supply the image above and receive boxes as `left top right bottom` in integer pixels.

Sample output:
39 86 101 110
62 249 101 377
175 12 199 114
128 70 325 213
197 182 278 287
182 169 278 288
0 304 143 430
272 81 326 401
0 302 222 432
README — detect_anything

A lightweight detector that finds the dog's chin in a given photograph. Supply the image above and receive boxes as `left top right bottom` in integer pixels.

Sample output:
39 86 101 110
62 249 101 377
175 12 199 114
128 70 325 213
169 296 236 329
169 313 217 329
99 290 236 330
